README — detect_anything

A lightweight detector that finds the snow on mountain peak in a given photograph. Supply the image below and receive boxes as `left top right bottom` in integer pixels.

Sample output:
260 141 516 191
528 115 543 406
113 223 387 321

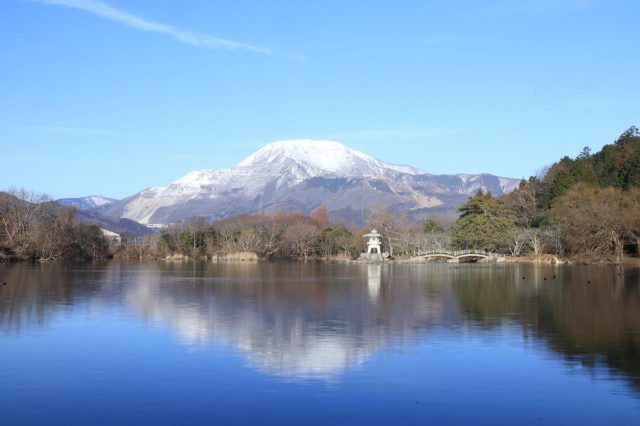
238 139 422 176
239 140 365 171
164 139 425 197
101 138 520 225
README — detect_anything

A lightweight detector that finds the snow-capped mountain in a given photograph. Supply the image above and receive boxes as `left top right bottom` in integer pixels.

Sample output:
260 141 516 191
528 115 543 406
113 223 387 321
57 195 116 210
97 139 520 225
237 139 424 177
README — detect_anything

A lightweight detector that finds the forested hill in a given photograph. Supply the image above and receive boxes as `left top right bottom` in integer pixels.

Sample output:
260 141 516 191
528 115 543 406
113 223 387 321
541 126 640 208
500 126 640 259
591 127 640 189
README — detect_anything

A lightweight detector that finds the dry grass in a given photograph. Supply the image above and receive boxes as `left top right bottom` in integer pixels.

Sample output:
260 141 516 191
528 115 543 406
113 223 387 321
211 251 259 262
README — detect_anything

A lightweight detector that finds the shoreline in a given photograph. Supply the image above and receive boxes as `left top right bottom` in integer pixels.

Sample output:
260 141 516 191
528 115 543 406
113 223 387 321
3 253 640 267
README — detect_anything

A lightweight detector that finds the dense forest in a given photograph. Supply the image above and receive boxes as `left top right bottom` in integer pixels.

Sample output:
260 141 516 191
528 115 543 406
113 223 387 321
2 126 639 262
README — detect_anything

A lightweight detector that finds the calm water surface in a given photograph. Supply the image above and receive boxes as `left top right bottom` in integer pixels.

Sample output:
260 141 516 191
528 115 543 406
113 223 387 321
1 262 639 425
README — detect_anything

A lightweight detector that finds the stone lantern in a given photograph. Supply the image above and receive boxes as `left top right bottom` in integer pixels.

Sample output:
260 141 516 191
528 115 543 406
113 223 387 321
363 229 383 254
357 229 389 262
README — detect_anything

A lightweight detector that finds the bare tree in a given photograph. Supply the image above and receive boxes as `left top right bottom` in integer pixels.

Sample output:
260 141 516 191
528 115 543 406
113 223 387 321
523 228 545 256
544 224 565 256
551 185 640 260
216 224 239 254
256 222 283 258
0 189 50 257
507 229 526 257
505 179 541 227
368 209 405 257
35 206 76 261
237 225 261 253
282 222 320 260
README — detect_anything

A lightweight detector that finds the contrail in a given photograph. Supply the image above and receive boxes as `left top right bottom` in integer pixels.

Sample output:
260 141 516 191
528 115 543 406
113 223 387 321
32 0 273 54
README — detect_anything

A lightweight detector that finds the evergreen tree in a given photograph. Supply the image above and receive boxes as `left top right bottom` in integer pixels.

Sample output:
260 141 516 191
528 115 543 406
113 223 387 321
423 218 444 233
543 156 598 208
452 191 516 251
591 126 640 189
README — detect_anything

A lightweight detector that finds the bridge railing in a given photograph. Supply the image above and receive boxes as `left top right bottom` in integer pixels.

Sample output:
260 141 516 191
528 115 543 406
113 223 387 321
415 249 506 258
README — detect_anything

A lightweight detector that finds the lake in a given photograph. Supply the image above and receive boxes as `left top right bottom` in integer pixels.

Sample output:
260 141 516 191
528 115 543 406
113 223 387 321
1 261 639 425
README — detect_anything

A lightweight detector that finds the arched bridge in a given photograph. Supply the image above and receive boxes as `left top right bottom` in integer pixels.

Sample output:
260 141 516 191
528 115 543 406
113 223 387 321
413 249 503 262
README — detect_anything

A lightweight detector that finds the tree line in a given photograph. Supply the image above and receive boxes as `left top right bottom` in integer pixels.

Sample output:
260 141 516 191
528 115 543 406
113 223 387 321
0 189 111 262
121 209 361 260
451 126 640 260
117 206 457 261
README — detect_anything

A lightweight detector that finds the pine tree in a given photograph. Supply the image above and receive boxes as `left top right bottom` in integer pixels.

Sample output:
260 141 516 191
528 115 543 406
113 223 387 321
451 191 516 251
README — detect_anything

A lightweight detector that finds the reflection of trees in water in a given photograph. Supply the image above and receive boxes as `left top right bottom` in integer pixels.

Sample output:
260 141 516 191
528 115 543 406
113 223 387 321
0 263 105 332
3 262 639 388
123 262 460 380
452 265 640 391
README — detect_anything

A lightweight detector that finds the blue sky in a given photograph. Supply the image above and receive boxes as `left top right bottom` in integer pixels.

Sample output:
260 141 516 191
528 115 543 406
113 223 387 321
1 0 638 199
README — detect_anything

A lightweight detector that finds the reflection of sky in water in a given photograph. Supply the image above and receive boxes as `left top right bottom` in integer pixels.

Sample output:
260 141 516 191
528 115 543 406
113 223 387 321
1 262 640 425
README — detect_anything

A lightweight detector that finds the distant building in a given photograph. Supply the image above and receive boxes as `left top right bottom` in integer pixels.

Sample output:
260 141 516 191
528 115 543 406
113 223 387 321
100 228 121 245
146 223 168 229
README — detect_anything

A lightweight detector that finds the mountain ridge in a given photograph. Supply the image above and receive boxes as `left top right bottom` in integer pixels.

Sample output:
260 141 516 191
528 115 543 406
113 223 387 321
92 139 519 225
57 195 116 210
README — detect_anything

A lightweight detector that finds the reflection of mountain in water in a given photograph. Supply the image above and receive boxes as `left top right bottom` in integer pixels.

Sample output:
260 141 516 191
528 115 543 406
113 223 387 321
123 263 460 380
1 262 639 389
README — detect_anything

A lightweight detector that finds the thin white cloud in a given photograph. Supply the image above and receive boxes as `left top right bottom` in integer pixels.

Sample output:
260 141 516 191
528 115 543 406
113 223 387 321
32 0 272 54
